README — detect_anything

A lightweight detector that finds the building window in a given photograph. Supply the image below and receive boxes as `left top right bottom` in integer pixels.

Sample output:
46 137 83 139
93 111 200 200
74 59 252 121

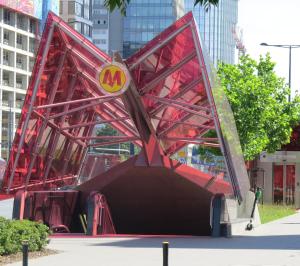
29 38 35 53
2 71 10 86
59 1 63 14
94 39 107 44
83 0 90 19
16 75 23 89
69 1 83 16
68 21 82 33
16 55 24 70
3 30 10 45
17 14 26 31
29 19 36 33
94 0 104 5
29 57 35 72
16 34 24 49
83 24 91 37
99 9 108 15
3 9 12 25
3 50 9 66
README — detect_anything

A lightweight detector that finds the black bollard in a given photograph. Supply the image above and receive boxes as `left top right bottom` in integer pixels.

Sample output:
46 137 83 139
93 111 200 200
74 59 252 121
22 240 29 266
162 241 169 266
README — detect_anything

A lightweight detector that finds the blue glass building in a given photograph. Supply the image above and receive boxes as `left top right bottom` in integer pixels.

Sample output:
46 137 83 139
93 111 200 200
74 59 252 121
122 0 184 58
185 0 238 65
107 0 237 65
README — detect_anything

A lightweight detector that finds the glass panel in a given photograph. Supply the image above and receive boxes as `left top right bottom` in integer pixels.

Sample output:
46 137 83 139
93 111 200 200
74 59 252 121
126 12 249 200
1 13 138 193
286 165 295 205
273 165 283 204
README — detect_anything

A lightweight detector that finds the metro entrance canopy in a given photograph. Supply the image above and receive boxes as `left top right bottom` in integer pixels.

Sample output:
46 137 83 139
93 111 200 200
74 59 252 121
1 12 250 236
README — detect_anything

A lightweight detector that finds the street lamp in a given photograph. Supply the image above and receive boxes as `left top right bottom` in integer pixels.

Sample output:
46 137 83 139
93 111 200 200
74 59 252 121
260 42 300 102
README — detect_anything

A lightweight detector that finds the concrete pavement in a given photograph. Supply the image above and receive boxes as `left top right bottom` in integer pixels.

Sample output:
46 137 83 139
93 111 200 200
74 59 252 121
8 211 300 266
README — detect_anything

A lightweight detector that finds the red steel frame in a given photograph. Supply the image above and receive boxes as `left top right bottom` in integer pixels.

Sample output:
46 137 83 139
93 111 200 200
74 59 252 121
1 11 249 203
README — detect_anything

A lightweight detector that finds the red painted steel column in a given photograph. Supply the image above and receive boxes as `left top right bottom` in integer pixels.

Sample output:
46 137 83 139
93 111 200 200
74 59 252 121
7 24 55 193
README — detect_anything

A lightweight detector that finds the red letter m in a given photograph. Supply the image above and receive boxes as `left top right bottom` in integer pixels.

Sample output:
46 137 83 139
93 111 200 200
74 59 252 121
102 69 121 87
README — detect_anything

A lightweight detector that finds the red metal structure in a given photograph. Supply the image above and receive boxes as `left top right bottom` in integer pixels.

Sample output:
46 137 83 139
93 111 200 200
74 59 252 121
1 12 250 236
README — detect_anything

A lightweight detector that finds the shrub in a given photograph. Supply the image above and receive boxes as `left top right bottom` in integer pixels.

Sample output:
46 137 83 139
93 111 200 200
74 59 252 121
0 217 50 255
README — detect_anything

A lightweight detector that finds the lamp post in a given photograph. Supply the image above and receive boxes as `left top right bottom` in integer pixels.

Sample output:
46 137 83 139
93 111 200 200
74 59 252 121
260 43 300 102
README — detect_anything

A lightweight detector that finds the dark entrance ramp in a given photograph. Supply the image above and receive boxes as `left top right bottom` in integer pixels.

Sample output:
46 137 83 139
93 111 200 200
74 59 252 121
78 155 232 235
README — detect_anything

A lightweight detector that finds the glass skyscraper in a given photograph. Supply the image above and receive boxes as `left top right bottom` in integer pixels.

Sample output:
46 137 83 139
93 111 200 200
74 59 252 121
106 0 237 65
185 0 238 65
122 0 184 58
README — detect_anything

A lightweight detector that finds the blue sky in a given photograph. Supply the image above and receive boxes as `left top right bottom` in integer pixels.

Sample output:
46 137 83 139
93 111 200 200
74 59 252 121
239 0 300 98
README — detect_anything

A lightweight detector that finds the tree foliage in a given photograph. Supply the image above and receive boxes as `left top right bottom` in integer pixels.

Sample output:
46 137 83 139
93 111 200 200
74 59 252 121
218 54 300 161
104 0 219 15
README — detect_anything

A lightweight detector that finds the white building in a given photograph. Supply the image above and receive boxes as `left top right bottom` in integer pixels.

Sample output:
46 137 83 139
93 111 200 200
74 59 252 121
59 0 93 40
92 0 109 53
0 7 39 160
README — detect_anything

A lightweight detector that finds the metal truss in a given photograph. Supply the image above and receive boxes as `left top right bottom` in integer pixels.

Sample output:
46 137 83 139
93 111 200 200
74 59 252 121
1 11 249 202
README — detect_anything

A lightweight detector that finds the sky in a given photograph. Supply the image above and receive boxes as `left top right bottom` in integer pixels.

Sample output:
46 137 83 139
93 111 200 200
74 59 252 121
238 0 300 98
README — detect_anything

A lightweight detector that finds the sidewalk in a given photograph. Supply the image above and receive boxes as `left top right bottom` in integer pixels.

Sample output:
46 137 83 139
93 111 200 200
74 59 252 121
9 211 300 266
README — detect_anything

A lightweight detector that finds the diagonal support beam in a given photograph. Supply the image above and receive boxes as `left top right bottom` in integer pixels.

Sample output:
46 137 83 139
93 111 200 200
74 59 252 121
128 22 191 70
75 136 136 140
149 78 204 116
32 110 86 147
88 137 139 148
48 98 114 120
25 50 68 189
42 75 79 185
60 117 130 131
145 94 211 113
34 95 117 110
152 116 214 130
7 24 55 193
139 50 197 94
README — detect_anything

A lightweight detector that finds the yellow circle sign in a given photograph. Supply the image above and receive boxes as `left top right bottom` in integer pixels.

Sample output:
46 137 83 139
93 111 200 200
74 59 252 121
98 63 130 95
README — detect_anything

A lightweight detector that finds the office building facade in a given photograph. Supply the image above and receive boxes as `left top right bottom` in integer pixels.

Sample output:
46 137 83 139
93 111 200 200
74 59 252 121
105 0 184 57
60 0 93 39
0 7 39 159
185 0 238 65
0 1 59 160
105 0 237 64
92 0 109 53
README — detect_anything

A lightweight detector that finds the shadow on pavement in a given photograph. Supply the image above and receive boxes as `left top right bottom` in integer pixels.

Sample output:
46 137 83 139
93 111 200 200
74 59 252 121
87 234 300 250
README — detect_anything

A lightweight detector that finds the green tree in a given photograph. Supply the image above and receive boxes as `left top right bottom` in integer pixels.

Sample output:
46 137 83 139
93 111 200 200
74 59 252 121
94 124 130 153
217 54 300 161
105 0 219 15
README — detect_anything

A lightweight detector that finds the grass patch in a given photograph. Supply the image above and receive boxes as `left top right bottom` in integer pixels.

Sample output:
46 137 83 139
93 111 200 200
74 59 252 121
258 204 296 224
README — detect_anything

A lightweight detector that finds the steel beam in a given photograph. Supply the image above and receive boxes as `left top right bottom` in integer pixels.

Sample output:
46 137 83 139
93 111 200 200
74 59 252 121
145 94 211 113
76 136 134 140
128 22 191 70
9 175 76 191
88 137 139 148
140 51 197 94
54 19 110 64
33 110 86 146
25 50 67 189
7 24 55 193
48 98 114 120
149 78 203 116
160 137 218 142
152 116 214 130
60 117 130 131
42 75 78 185
35 95 116 110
